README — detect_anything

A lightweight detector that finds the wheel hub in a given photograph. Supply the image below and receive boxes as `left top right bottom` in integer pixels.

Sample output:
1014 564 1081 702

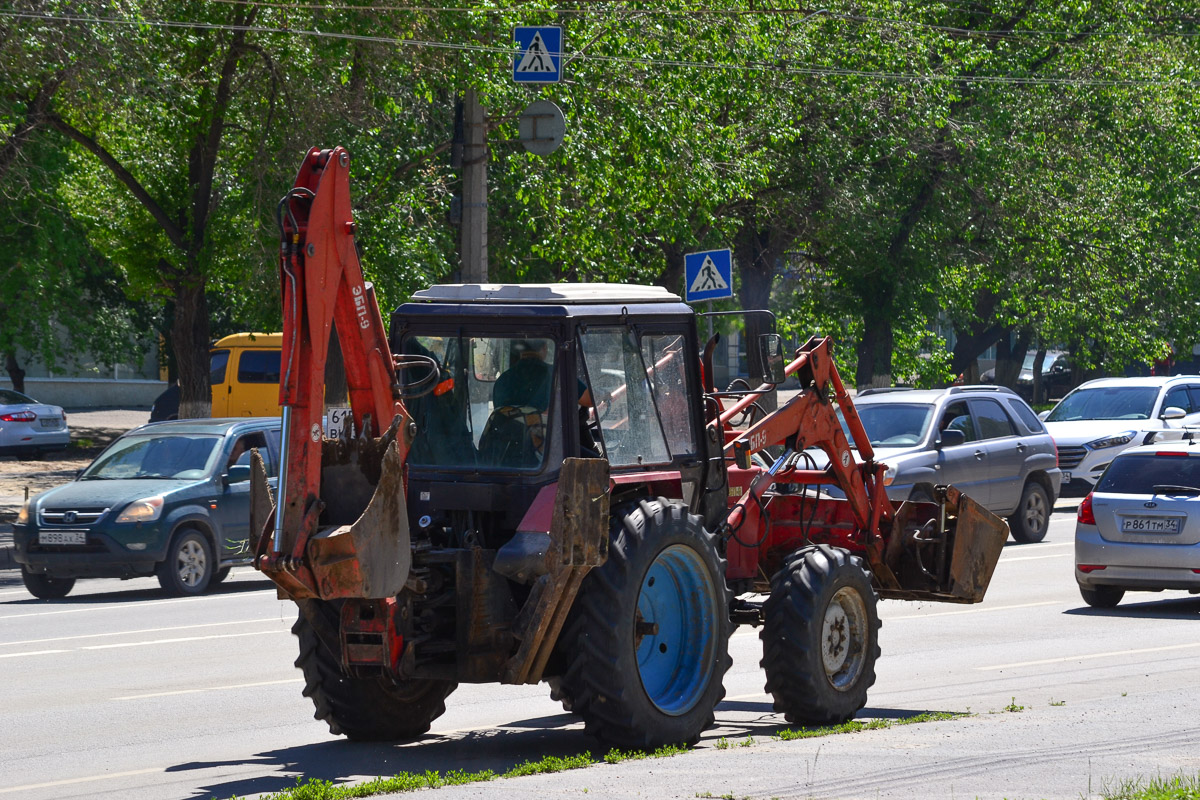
822 586 868 690
178 540 206 587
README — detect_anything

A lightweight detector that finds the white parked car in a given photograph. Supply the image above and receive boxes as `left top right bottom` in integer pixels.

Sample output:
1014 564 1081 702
0 389 70 459
1043 376 1200 493
1075 441 1200 608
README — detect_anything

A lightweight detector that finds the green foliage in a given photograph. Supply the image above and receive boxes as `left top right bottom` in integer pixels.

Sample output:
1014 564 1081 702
4 1 1199 389
1104 773 1200 800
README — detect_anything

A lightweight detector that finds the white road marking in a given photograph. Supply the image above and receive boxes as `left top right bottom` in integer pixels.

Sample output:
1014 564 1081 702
0 589 277 620
1000 553 1071 563
0 767 165 795
980 641 1200 670
0 649 69 659
0 617 286 648
115 677 302 700
886 600 1060 620
82 630 288 650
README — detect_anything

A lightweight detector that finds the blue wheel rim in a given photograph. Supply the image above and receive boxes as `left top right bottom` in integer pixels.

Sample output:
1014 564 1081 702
635 543 719 715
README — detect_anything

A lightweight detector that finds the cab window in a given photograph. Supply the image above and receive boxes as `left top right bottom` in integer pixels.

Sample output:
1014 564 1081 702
579 328 670 467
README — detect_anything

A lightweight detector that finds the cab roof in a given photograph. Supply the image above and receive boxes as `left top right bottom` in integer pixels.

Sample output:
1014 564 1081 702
411 283 681 304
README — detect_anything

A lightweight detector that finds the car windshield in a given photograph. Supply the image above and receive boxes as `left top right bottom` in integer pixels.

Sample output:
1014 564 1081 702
1046 386 1159 421
838 403 934 449
1097 454 1200 494
80 434 222 480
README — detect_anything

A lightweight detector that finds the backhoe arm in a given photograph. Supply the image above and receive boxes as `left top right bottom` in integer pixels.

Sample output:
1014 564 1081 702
262 147 407 592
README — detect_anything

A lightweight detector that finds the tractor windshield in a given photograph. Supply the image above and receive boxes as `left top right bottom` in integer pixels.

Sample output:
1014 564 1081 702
403 334 560 471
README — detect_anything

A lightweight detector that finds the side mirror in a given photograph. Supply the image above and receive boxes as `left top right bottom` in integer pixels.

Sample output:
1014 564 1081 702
224 464 252 485
936 429 966 449
1160 406 1187 421
758 333 787 385
1037 410 1051 421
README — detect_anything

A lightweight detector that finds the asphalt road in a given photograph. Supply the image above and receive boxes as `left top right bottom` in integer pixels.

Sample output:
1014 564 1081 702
4 501 1200 800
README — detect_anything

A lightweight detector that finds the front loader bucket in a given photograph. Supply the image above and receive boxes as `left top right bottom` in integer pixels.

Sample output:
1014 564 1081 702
879 484 1009 604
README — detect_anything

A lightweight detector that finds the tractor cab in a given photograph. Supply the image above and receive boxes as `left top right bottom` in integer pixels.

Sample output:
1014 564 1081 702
389 284 711 551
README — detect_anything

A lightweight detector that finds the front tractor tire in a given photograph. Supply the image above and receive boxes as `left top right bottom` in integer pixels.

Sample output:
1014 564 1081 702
293 599 456 742
760 545 881 725
554 498 732 750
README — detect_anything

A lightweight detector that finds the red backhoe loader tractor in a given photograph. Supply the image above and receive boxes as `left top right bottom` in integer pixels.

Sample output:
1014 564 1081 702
251 146 1009 750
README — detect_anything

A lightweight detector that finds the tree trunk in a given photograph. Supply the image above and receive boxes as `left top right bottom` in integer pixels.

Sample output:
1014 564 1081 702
1031 348 1047 405
173 279 212 419
855 315 894 389
992 332 1029 388
4 351 26 395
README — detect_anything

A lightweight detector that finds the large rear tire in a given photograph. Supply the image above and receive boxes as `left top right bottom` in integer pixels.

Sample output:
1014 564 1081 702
760 545 880 725
20 567 75 599
554 498 732 749
293 598 456 742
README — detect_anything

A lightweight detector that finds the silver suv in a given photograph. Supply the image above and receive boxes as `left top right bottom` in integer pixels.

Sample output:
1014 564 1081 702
836 386 1063 543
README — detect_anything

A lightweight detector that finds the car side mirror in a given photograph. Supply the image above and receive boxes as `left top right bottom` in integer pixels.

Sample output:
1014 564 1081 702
757 333 787 385
1160 406 1187 421
224 464 252 485
936 429 966 449
1037 410 1051 421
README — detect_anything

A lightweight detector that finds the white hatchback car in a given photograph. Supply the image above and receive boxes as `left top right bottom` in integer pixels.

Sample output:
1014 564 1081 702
1044 376 1200 493
1075 441 1200 608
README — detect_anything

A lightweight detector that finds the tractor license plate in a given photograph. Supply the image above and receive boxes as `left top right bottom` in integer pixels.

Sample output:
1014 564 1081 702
39 527 87 546
1062 472 1071 484
1121 516 1181 534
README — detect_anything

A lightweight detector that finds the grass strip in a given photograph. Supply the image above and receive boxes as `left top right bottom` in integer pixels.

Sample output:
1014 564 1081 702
228 713 959 800
775 710 962 741
1104 773 1200 799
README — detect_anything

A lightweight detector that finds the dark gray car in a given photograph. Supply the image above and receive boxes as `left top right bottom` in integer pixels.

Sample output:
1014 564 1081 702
832 386 1062 543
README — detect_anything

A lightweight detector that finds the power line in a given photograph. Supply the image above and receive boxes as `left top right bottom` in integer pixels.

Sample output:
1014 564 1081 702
196 0 1200 39
2 9 1196 88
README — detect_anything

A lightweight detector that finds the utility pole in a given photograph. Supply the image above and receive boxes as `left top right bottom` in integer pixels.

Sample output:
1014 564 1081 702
460 88 488 283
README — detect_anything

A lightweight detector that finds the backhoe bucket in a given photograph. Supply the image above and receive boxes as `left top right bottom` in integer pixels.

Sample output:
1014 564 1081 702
880 484 1009 604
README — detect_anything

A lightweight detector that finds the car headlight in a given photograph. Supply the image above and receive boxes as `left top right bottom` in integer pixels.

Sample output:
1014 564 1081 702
116 496 164 523
1087 431 1137 449
16 500 30 525
883 464 897 486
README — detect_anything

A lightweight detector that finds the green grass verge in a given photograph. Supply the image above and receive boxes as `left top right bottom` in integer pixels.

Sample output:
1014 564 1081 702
1103 774 1200 799
225 713 960 800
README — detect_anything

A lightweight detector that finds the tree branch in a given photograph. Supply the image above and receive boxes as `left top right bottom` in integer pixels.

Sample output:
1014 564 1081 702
44 112 188 254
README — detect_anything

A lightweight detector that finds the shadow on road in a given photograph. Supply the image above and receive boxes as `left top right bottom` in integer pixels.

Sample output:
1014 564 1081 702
178 704 954 800
1063 594 1200 619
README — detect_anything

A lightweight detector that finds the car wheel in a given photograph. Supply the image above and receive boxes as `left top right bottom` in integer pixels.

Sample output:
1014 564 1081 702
1009 482 1050 544
211 567 232 584
1079 584 1124 608
20 567 75 599
157 530 214 596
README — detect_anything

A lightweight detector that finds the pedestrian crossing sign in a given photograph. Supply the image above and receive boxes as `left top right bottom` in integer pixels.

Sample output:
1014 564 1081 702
513 27 562 83
684 248 733 302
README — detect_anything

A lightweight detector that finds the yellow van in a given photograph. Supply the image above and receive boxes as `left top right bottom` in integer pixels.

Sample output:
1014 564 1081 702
210 332 282 417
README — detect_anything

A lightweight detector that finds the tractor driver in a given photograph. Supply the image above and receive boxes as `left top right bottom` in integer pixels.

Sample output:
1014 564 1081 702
493 339 554 411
